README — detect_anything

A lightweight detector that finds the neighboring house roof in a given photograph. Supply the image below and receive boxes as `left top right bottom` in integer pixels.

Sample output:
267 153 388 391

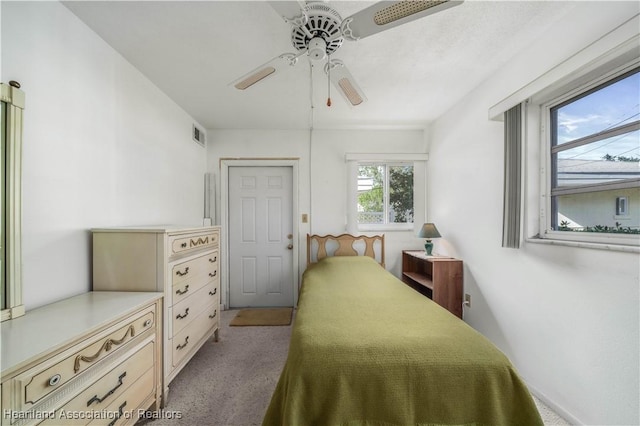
557 159 640 186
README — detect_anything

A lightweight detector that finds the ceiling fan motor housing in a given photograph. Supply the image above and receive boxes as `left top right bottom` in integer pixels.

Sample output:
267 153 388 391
291 2 344 58
307 37 327 61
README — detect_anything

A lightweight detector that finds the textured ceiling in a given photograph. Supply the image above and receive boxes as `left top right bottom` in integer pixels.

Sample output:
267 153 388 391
63 1 577 130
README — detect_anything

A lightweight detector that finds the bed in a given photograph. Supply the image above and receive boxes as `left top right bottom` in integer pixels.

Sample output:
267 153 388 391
263 234 543 426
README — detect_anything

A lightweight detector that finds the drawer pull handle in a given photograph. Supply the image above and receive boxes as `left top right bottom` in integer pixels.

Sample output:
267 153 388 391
143 319 152 327
176 285 190 295
176 308 190 320
209 288 217 296
209 270 217 278
209 256 217 263
190 236 209 247
48 374 62 387
176 267 190 277
108 401 127 426
209 310 217 319
176 336 189 350
74 325 135 372
87 372 126 407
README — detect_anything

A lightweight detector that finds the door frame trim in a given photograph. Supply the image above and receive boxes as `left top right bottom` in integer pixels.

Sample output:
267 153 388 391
220 158 300 309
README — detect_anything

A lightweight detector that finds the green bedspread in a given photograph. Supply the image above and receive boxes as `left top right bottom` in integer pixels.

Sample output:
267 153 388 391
263 256 543 426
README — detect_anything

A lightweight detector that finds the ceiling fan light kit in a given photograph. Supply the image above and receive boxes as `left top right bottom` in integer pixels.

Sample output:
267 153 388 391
231 0 463 106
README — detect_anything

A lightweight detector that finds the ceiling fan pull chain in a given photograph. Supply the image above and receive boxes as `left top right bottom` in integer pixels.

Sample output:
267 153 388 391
327 55 332 107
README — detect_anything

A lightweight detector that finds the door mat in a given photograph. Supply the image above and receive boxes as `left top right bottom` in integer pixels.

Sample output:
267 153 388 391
229 308 293 326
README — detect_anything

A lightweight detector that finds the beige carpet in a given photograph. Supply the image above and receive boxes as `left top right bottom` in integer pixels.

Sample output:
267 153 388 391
229 307 293 326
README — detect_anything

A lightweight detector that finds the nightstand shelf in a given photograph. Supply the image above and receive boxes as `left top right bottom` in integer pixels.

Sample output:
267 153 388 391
401 250 463 318
402 271 434 290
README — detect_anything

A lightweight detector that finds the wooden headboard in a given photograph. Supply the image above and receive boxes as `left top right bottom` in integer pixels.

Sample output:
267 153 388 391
307 233 385 267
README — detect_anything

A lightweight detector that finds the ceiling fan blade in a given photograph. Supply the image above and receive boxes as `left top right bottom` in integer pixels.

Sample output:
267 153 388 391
341 0 463 41
325 60 367 107
231 53 301 90
268 1 307 26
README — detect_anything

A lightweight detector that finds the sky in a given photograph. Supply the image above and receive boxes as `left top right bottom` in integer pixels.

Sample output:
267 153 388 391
555 69 640 163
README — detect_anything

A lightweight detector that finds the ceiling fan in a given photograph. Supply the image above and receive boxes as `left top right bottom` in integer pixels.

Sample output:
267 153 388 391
231 0 464 107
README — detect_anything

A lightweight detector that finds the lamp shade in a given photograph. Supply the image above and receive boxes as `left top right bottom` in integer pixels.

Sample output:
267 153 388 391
417 223 441 239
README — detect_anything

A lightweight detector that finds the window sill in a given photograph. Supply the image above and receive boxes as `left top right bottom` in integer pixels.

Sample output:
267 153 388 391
526 236 640 253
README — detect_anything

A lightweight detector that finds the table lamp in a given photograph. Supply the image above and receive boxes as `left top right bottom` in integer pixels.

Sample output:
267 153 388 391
417 223 441 255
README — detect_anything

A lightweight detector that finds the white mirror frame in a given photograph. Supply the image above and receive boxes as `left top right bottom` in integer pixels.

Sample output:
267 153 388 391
1 82 25 322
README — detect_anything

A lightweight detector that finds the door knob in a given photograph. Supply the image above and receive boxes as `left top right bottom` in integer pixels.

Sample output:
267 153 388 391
287 244 293 250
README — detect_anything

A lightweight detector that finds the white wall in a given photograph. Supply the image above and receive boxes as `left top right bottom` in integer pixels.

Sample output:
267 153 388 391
429 2 639 424
207 128 427 282
310 129 428 276
2 2 206 310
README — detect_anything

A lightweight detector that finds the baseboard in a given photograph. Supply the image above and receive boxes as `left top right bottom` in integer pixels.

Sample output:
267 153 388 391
529 383 582 425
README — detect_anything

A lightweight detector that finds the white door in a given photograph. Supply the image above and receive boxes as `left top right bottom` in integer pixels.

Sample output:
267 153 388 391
228 166 294 308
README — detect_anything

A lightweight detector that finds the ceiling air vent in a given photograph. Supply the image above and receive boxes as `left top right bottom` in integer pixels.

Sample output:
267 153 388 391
192 124 205 147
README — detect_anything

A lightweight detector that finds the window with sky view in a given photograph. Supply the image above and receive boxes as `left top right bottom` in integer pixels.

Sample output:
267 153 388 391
550 67 639 234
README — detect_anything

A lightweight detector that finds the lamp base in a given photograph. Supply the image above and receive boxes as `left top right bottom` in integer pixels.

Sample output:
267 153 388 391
424 240 434 256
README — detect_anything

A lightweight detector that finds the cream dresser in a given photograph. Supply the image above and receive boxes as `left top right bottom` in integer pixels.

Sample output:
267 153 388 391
91 226 221 403
0 291 163 426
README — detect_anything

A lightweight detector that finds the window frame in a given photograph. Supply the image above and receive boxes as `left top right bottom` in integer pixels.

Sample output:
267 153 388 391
356 161 415 231
538 61 640 248
345 153 427 233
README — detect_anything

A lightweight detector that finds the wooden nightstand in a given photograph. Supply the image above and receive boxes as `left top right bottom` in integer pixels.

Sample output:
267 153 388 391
401 250 463 318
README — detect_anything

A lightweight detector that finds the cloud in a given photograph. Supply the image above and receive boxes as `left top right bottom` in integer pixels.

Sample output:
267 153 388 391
557 112 604 134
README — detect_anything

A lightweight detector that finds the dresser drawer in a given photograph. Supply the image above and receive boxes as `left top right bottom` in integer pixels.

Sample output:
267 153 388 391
171 307 219 369
39 341 155 426
170 251 219 289
18 307 156 409
171 281 220 337
169 229 219 256
87 367 156 426
170 251 219 308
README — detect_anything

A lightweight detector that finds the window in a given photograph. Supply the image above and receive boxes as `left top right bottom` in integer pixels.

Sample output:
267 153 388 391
357 163 414 226
543 66 640 245
345 154 426 233
616 196 629 216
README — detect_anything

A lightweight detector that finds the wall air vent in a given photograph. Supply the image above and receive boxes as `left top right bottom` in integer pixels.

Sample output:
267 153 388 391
192 124 205 147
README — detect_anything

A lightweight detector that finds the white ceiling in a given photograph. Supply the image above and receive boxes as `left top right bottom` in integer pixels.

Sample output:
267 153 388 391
63 0 577 130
